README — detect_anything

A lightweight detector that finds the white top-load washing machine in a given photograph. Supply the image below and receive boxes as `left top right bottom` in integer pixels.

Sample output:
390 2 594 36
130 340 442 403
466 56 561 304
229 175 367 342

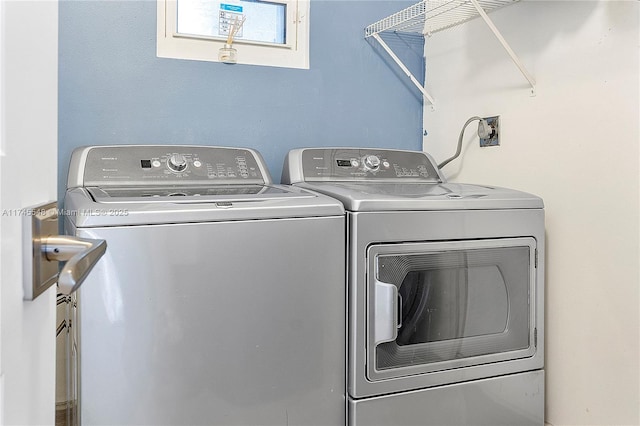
63 145 346 425
282 148 545 426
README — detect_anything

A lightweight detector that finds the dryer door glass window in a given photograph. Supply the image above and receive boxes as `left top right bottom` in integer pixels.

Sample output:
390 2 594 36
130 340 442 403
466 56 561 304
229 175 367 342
367 238 537 381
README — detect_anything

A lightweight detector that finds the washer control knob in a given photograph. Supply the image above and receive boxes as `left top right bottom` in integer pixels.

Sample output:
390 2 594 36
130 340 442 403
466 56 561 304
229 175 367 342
168 154 188 172
364 155 381 170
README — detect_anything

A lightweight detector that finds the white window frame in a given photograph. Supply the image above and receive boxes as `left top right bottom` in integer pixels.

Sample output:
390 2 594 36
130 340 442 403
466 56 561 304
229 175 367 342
157 0 309 69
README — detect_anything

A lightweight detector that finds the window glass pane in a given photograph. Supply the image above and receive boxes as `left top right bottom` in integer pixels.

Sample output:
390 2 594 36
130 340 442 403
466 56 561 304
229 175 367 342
376 246 531 370
177 0 287 45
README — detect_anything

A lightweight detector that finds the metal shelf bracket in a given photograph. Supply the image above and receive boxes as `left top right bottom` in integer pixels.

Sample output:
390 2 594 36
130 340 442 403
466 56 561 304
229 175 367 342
469 0 536 96
371 33 436 109
365 0 536 105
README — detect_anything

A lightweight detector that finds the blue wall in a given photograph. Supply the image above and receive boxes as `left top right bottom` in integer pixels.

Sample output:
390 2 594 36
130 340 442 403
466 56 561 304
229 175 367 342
59 0 424 194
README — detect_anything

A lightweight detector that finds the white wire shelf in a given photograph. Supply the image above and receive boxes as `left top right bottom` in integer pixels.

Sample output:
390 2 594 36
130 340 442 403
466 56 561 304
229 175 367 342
365 0 520 37
365 0 535 108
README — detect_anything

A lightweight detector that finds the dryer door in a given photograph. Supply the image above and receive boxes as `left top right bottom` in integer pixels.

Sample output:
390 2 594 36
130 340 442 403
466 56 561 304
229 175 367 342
366 238 538 382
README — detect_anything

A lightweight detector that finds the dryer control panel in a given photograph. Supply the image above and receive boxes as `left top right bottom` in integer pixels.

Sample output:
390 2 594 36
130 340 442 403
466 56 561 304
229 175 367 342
285 148 443 183
69 145 270 188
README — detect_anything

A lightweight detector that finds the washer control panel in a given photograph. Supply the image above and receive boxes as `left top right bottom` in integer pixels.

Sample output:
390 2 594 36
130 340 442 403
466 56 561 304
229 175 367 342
77 145 268 187
298 148 442 182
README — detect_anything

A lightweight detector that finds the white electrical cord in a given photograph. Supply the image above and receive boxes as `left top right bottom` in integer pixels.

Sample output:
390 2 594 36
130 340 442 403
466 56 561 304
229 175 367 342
437 116 491 170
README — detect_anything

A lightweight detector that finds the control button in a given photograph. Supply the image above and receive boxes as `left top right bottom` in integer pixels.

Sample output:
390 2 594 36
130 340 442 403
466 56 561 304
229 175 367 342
350 159 359 167
363 155 381 170
168 154 187 172
152 160 161 168
382 161 390 168
193 160 202 168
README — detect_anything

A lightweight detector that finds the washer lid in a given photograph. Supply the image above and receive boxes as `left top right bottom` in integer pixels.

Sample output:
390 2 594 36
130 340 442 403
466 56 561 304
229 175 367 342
296 182 544 211
65 184 344 228
87 184 298 204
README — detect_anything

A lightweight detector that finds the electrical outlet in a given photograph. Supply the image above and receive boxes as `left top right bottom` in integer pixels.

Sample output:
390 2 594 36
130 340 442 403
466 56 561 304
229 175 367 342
480 116 500 147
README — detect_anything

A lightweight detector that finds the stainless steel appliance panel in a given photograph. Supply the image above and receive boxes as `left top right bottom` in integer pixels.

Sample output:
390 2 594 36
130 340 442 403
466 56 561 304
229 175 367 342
348 209 544 398
349 370 544 426
68 145 271 188
74 216 345 425
282 147 545 426
285 148 443 183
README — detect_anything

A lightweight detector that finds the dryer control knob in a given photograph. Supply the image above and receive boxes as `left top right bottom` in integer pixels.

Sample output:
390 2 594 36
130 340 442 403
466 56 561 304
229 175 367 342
364 155 381 170
168 154 188 172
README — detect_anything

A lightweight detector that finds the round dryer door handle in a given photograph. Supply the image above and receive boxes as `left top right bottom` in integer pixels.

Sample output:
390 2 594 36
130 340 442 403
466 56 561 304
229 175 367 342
43 236 107 295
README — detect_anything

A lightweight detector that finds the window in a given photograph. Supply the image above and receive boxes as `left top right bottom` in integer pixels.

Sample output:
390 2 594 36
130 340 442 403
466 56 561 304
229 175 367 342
157 0 309 69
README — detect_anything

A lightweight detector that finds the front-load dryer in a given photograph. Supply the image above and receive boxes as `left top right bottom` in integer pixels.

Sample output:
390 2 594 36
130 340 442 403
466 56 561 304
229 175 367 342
282 148 545 426
62 145 346 425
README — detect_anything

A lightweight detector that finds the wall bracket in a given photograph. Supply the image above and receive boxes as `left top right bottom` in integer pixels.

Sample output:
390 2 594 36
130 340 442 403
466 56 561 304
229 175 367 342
365 0 536 108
